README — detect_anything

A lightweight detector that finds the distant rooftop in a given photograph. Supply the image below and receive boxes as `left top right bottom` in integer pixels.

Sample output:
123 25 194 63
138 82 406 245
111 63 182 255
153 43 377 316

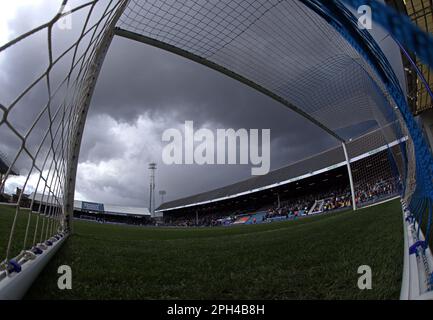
74 200 150 217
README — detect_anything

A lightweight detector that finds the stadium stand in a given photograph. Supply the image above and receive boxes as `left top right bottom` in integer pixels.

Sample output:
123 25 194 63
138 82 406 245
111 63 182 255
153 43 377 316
159 139 402 227
158 127 404 214
3 193 153 226
386 0 432 117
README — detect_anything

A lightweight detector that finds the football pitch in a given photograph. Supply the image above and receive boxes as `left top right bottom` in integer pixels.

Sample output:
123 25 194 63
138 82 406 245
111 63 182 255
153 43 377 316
1 200 403 299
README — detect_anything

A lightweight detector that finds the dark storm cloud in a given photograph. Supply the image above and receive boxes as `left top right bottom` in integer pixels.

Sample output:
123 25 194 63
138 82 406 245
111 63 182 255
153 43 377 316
94 35 338 152
0 1 339 206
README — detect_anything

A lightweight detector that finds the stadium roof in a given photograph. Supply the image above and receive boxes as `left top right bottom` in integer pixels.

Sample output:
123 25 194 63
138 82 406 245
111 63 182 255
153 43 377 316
157 127 406 212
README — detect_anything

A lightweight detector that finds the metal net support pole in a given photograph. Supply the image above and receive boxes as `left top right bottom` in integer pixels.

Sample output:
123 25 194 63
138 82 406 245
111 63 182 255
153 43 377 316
64 0 130 233
342 142 357 211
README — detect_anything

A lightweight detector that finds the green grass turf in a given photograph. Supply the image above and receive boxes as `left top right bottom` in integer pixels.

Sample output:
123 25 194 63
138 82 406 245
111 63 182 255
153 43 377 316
0 205 50 261
1 199 403 299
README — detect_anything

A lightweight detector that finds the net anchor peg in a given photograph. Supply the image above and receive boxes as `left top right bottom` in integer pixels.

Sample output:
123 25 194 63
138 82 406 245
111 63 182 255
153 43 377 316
409 240 427 255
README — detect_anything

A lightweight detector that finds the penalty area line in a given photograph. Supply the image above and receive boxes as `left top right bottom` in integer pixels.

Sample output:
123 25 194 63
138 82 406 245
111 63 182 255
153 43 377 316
357 196 401 211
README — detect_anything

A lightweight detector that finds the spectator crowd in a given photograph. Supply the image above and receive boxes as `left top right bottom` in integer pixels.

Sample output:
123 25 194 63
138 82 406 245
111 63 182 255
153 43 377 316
164 176 401 227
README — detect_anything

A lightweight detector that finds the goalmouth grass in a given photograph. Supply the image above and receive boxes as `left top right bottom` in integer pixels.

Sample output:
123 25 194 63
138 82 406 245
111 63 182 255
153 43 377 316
1 199 403 299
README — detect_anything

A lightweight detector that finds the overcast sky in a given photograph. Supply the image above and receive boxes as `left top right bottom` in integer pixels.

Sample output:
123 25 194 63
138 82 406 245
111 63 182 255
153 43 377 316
0 1 404 208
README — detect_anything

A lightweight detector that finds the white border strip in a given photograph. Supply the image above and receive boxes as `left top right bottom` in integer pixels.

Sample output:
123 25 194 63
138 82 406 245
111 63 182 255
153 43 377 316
157 137 408 213
0 234 68 300
400 200 433 300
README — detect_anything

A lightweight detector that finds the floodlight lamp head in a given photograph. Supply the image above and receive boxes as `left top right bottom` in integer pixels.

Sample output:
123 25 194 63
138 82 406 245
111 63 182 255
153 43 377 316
149 163 157 170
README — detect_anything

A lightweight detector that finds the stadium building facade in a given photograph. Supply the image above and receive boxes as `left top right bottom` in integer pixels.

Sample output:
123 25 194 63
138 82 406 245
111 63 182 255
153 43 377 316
386 0 433 150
